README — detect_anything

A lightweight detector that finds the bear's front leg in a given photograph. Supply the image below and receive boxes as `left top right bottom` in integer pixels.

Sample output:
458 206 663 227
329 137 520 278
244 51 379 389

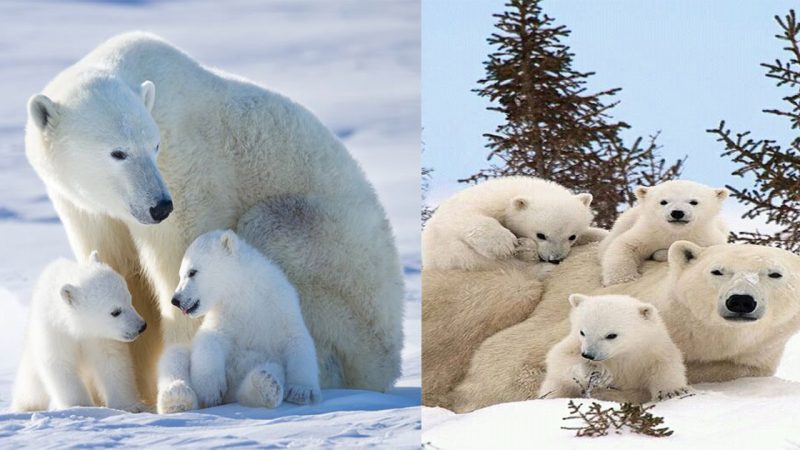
463 220 518 261
157 345 198 414
513 237 539 262
86 341 147 412
283 335 323 405
648 360 691 402
601 238 646 286
190 329 230 408
39 357 93 409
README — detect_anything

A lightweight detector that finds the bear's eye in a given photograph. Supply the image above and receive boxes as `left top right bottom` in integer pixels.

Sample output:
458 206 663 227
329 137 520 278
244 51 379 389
111 150 128 160
188 269 197 278
536 233 547 240
711 269 724 276
110 309 121 317
689 200 699 206
606 333 618 340
660 200 668 205
568 235 576 241
769 272 783 279
579 330 585 337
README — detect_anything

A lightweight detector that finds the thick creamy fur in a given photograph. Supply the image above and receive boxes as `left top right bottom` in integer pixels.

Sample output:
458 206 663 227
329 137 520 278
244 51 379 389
441 242 800 412
167 230 320 411
540 294 688 403
11 253 147 412
599 180 729 286
24 32 403 411
422 176 604 272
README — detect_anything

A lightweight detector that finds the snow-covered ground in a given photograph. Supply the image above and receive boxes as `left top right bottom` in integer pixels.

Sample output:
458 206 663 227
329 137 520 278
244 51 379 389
0 1 420 448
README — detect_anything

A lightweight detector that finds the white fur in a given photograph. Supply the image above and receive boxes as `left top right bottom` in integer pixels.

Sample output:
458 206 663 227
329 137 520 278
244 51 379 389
422 176 603 272
24 32 403 411
168 230 321 409
11 253 147 412
599 180 729 286
540 294 688 403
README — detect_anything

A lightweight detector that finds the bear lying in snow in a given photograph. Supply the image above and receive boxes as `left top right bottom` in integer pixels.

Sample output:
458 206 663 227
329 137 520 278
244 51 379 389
422 176 606 273
162 230 321 411
599 180 729 286
11 252 147 412
427 241 800 413
540 293 689 403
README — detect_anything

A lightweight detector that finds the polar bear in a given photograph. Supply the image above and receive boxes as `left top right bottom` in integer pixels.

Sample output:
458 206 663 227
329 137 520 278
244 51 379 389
598 180 729 286
422 176 605 272
438 241 800 412
540 294 689 403
166 230 321 410
24 32 403 412
11 252 147 412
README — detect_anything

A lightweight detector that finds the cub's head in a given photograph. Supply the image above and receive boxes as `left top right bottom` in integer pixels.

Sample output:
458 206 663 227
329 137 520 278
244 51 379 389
172 230 244 318
568 293 663 362
25 76 172 225
61 251 146 342
635 180 727 231
667 241 800 330
504 192 594 264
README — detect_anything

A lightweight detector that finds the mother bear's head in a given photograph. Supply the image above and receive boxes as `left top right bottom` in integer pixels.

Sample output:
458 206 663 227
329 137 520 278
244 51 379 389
25 75 172 225
667 240 800 330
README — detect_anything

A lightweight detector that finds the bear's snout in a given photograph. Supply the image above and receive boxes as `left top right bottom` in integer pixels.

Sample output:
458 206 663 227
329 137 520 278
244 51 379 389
171 296 181 307
726 294 757 314
670 210 685 220
149 199 173 222
581 352 595 361
138 322 147 334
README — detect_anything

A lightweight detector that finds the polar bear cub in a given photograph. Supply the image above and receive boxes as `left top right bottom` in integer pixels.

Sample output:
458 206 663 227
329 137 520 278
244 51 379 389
11 252 147 412
540 294 689 403
422 176 605 272
171 230 321 409
599 180 728 286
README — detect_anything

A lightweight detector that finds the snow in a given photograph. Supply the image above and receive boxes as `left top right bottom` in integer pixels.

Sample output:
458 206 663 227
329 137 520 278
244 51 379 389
0 0 420 448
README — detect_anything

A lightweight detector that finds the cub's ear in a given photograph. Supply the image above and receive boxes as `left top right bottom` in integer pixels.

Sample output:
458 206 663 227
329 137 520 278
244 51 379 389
668 240 704 270
60 284 77 306
568 293 589 308
634 186 649 202
28 94 59 130
220 229 238 255
511 196 529 211
576 193 593 207
715 188 729 201
140 80 156 113
639 304 654 320
88 250 101 264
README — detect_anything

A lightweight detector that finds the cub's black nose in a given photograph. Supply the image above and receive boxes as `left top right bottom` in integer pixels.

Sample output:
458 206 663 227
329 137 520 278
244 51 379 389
726 294 757 314
139 323 147 334
549 258 562 265
581 352 595 361
671 210 685 219
171 296 181 307
150 199 173 222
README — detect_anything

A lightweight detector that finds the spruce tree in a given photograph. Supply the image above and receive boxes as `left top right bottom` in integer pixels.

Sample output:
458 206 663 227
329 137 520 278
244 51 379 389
464 0 684 228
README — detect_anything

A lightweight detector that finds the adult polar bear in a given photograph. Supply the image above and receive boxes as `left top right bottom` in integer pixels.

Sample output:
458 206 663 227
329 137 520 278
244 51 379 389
24 32 403 412
431 242 800 412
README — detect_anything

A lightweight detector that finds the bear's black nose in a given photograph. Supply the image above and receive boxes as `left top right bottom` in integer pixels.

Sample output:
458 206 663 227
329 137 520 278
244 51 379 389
670 210 685 219
171 296 181 307
581 352 595 361
726 294 757 314
139 323 147 334
150 199 173 222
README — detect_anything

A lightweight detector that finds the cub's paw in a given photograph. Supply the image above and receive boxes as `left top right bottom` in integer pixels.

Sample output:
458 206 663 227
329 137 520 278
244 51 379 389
251 369 284 408
650 249 669 262
513 237 539 262
285 384 323 405
157 380 198 414
654 387 692 401
467 226 517 259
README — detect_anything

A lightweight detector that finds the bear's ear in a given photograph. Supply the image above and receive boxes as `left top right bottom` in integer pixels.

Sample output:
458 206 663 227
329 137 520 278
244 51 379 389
576 193 593 207
88 250 101 264
140 80 156 113
511 196 529 211
634 186 649 202
60 284 77 306
28 94 59 130
668 240 704 270
220 229 238 255
568 293 589 308
639 304 653 320
715 188 729 201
